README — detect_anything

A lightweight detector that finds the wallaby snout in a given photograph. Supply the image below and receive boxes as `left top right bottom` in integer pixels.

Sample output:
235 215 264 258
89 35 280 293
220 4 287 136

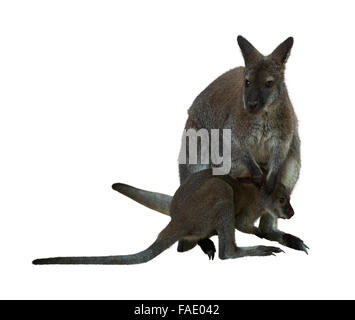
283 208 294 219
246 99 259 113
281 203 294 220
246 100 263 113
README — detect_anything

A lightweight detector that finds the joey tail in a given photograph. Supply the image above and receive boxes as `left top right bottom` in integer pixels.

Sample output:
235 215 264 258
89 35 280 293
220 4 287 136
112 183 172 216
33 222 182 265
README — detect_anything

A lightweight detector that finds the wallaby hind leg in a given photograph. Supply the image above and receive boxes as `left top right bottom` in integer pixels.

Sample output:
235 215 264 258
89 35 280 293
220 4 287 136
216 203 283 260
215 202 239 259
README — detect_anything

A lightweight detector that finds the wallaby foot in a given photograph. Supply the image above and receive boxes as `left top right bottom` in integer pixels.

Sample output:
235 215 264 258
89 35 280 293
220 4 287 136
219 245 283 260
238 245 283 257
198 238 216 260
215 201 282 260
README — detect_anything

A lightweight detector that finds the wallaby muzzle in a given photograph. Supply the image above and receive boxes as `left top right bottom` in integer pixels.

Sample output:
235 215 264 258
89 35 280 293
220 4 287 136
283 206 294 219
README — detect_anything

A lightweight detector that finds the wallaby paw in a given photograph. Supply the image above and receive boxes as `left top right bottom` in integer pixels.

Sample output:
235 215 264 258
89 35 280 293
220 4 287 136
252 245 284 256
207 250 215 260
201 245 216 260
282 234 309 254
198 239 216 260
220 246 283 259
238 245 284 257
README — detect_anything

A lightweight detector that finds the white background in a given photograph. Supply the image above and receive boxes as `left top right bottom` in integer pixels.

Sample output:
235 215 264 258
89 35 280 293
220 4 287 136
0 0 354 299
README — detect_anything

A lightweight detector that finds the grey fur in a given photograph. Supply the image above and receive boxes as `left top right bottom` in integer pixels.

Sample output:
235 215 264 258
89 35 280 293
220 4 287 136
33 169 292 265
111 36 304 255
112 183 172 216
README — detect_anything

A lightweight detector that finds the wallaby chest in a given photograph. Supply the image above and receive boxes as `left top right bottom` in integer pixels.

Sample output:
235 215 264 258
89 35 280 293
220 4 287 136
241 112 281 164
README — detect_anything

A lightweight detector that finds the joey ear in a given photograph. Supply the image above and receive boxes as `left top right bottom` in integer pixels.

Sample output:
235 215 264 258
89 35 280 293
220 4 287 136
270 37 294 65
279 183 291 197
237 35 262 66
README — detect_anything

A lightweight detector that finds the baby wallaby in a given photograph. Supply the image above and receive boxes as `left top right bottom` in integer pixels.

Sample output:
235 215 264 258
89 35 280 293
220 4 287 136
33 169 293 265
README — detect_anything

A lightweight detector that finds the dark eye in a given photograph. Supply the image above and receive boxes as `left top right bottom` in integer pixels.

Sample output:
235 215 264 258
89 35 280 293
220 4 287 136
265 80 274 88
245 79 251 87
279 198 285 204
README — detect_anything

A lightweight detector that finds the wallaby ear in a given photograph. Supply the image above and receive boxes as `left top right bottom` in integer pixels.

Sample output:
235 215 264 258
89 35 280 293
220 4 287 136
280 183 291 196
270 37 294 65
237 35 262 66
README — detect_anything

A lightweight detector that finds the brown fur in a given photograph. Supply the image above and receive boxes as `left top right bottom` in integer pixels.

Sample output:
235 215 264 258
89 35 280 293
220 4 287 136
111 37 307 256
183 49 298 191
33 169 292 265
178 36 301 254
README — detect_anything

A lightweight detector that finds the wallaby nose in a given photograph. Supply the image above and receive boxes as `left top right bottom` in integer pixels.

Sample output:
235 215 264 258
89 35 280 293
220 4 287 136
287 208 294 219
247 101 258 110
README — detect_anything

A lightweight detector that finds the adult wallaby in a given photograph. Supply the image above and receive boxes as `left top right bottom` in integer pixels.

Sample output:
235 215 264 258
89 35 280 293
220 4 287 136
33 169 294 265
112 36 304 257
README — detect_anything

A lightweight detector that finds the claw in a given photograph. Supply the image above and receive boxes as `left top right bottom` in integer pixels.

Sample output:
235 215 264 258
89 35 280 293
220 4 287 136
272 247 284 253
198 239 216 260
208 251 215 260
281 233 309 254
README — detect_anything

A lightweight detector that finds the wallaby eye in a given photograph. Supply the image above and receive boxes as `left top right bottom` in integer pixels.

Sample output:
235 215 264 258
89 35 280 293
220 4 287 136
266 80 274 88
245 79 251 87
279 198 285 204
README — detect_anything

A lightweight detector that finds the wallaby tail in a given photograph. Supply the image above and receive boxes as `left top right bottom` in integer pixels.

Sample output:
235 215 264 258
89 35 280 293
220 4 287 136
112 183 172 216
33 222 181 265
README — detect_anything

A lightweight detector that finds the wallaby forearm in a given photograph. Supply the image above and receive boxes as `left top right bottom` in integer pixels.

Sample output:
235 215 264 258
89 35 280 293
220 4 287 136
279 132 301 193
265 142 289 193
